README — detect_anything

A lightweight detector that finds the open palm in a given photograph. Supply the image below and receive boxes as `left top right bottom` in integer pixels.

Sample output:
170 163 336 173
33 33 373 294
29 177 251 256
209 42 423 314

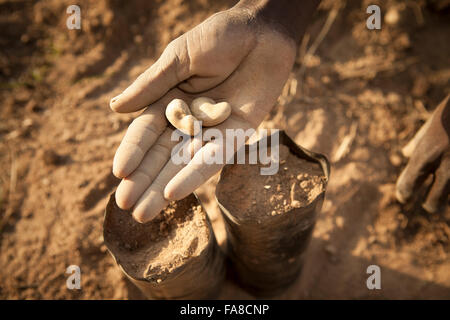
110 8 296 223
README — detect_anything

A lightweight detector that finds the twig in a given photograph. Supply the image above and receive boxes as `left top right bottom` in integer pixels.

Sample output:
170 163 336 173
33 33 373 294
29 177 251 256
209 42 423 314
298 1 342 91
332 122 358 163
0 150 17 232
290 182 300 208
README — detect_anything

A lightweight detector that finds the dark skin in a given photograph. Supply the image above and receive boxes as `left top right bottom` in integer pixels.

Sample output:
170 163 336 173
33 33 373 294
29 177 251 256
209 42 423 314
236 0 320 43
396 95 450 213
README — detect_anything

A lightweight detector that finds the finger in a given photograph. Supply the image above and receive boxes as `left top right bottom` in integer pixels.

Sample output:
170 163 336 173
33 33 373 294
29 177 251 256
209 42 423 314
115 128 179 210
396 161 430 204
423 155 450 213
113 102 167 178
110 37 191 113
402 115 434 158
396 139 442 204
164 115 251 201
132 134 202 223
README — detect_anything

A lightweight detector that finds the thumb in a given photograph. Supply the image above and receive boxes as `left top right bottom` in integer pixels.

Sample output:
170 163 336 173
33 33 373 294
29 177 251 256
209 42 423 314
110 37 191 113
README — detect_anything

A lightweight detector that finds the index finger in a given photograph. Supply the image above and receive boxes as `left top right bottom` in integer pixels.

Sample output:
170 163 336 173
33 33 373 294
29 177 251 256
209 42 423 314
164 114 253 201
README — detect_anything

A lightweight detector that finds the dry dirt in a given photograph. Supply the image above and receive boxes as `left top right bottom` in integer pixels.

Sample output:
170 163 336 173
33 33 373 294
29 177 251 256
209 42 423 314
0 0 449 299
104 193 210 282
216 144 326 217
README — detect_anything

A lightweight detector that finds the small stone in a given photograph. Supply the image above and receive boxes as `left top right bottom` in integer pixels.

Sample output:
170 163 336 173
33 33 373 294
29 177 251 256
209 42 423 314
22 118 33 128
134 35 143 44
300 181 309 189
264 185 271 190
385 8 400 25
20 34 30 43
336 216 344 228
291 200 301 208
389 153 402 167
325 244 337 255
6 130 21 140
321 75 331 84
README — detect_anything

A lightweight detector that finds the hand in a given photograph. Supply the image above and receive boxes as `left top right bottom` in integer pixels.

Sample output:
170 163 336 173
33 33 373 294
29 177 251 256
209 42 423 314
110 7 297 222
396 95 450 213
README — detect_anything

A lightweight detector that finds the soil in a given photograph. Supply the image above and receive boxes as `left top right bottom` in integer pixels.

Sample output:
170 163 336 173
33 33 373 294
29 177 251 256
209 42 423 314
216 145 326 218
0 0 449 299
103 193 209 282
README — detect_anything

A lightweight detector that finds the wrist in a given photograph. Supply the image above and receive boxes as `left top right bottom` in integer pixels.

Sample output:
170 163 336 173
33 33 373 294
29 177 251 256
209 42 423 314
235 0 320 43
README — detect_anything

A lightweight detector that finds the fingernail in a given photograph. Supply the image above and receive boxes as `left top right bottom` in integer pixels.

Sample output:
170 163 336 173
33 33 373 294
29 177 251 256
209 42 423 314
110 94 122 106
422 201 437 214
395 188 407 204
132 207 150 224
164 184 180 201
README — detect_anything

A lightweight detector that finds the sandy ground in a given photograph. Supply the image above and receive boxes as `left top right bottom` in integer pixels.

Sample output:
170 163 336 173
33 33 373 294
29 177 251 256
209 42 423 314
0 0 449 299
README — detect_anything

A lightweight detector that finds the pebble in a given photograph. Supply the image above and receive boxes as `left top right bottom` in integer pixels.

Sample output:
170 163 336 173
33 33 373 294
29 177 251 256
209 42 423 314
264 185 271 190
22 118 33 128
291 200 301 208
336 216 344 228
325 244 337 255
389 153 402 167
385 8 400 25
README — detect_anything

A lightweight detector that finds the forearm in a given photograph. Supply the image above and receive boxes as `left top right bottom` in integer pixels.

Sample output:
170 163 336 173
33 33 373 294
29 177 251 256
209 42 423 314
235 0 320 42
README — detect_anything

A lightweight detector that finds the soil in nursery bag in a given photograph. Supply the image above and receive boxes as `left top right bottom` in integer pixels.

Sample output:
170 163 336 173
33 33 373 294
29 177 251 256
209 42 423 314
216 135 328 297
218 144 326 217
103 193 225 299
